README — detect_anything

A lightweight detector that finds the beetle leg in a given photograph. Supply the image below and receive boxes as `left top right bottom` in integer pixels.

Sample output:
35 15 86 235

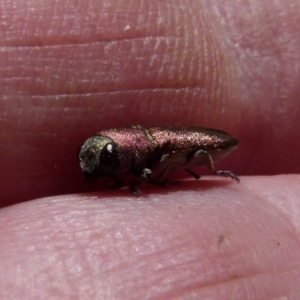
194 149 239 183
160 153 171 162
128 168 152 196
158 152 182 177
130 182 142 197
140 168 152 180
185 168 200 180
215 170 240 182
125 167 156 196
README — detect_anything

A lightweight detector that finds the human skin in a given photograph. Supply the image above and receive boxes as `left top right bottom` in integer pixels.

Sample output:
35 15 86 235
1 0 300 299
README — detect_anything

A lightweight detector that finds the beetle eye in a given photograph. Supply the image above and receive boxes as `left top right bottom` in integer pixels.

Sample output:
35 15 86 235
99 143 119 172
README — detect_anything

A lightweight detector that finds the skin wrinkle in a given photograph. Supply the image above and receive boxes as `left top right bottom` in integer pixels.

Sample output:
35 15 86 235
188 6 235 107
0 2 216 105
0 176 300 298
0 24 171 48
206 3 300 171
89 196 290 296
180 3 194 84
1 87 206 98
0 35 179 48
231 191 299 252
90 232 288 295
100 248 209 299
161 273 254 299
2 37 207 96
0 76 32 81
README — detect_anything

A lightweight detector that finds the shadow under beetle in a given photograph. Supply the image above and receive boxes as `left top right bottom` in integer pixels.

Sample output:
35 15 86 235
78 126 239 196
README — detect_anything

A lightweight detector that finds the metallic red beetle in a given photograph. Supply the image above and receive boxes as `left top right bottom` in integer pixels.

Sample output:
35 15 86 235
78 126 239 195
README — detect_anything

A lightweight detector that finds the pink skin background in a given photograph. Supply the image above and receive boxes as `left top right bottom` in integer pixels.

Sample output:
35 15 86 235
1 0 300 299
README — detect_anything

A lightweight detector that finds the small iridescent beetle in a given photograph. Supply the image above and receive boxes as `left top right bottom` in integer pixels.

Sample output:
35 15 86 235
78 126 239 196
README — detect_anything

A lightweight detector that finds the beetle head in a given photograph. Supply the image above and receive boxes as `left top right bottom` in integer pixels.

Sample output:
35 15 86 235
78 135 119 178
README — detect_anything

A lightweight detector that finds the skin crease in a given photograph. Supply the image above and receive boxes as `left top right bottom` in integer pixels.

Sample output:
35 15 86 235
0 0 300 299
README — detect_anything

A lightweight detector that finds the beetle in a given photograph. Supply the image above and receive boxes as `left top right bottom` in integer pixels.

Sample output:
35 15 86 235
78 126 239 196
